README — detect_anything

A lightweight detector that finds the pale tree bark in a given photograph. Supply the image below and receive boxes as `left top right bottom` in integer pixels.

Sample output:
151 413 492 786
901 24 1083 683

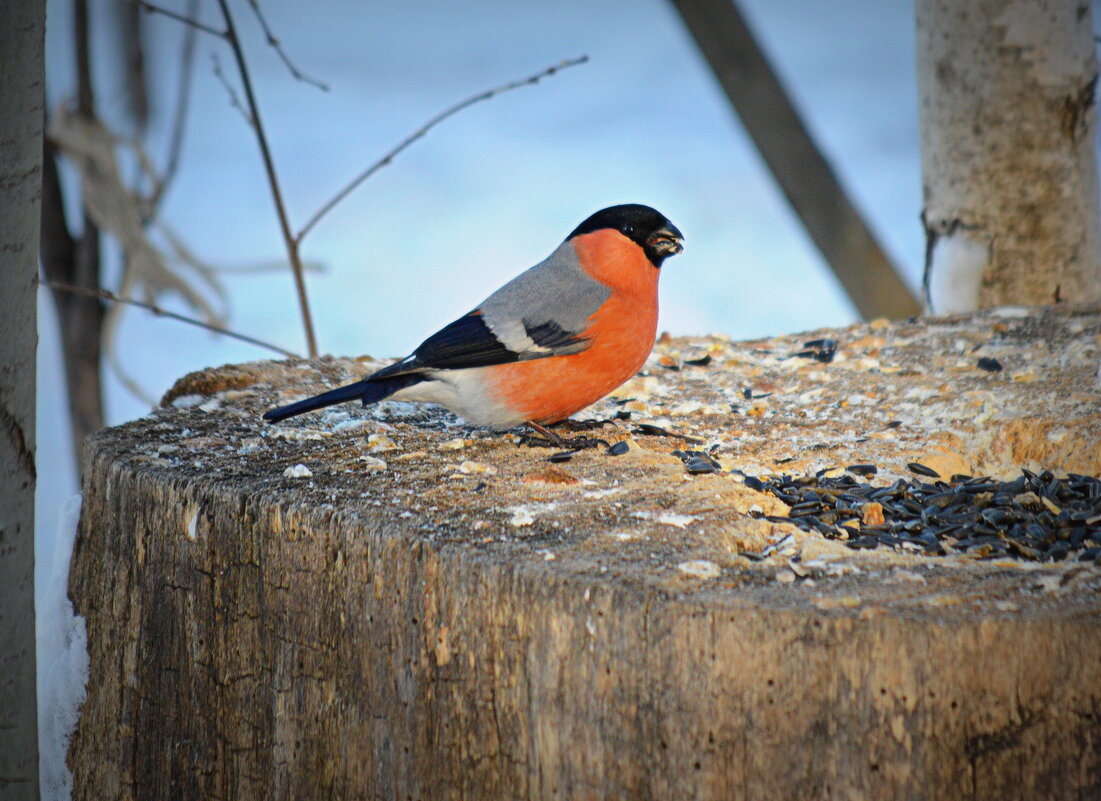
0 0 45 798
917 0 1101 312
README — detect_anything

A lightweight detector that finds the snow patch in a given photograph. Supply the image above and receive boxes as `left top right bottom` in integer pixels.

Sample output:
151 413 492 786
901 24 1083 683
37 495 89 801
170 393 206 409
321 409 351 425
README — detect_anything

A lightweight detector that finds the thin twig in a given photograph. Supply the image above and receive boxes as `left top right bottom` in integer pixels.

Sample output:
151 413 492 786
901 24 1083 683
296 55 588 243
75 0 95 115
149 0 201 211
47 281 299 358
211 52 253 126
217 0 318 357
245 0 329 91
131 0 225 38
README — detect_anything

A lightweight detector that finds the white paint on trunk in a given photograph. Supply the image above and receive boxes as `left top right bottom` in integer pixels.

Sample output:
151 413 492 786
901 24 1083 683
926 230 988 314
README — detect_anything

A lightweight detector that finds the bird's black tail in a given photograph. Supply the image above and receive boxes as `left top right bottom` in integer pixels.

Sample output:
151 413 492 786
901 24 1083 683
262 374 425 423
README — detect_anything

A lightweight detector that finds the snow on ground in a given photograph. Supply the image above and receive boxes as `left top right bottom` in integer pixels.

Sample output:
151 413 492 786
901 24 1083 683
35 497 87 801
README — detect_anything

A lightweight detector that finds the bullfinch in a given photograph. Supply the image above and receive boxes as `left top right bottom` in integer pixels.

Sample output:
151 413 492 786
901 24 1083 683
263 204 684 436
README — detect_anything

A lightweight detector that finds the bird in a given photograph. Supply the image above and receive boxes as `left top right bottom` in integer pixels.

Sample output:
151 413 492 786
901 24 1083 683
262 204 684 442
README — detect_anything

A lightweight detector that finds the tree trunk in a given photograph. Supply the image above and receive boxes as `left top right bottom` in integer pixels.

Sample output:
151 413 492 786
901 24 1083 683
69 306 1101 800
917 0 1101 312
40 138 106 471
38 0 105 473
0 0 45 798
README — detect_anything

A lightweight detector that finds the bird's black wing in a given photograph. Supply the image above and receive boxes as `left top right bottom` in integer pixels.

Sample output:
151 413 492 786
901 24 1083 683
413 312 522 369
521 319 588 350
368 312 520 380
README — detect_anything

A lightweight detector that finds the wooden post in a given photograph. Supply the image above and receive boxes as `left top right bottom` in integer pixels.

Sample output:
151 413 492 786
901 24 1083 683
0 0 45 797
917 0 1101 311
69 305 1101 800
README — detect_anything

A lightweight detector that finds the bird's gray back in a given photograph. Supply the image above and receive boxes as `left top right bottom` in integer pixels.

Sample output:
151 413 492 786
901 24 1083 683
480 240 611 357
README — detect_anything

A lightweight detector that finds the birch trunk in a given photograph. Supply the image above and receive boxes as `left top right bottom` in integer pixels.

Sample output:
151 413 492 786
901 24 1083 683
0 0 45 797
917 0 1101 312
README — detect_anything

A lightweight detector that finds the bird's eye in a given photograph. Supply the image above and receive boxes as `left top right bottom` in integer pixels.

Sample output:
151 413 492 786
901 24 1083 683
622 225 636 236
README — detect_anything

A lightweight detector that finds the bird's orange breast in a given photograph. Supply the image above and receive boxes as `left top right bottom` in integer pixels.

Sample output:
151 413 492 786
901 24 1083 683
486 229 660 424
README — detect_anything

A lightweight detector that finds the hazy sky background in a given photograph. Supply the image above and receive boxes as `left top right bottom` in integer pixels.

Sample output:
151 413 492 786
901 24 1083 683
38 0 925 569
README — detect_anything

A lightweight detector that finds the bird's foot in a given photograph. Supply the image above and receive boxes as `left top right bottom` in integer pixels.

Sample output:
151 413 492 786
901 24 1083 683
558 417 616 432
521 421 609 450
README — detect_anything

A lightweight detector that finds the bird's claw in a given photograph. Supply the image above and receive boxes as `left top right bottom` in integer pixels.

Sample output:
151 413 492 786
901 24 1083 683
519 433 610 450
522 421 610 450
558 435 610 450
518 433 555 449
558 418 615 432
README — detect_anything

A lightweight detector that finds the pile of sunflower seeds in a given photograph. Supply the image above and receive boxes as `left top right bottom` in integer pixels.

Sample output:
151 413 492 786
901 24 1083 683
711 462 1101 562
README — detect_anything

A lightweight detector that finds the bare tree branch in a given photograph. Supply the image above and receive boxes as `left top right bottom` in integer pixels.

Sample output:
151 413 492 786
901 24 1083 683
57 0 108 466
131 0 225 38
75 0 95 115
245 0 329 92
216 0 318 357
297 55 589 243
47 281 299 358
118 0 150 133
41 130 107 464
210 52 252 126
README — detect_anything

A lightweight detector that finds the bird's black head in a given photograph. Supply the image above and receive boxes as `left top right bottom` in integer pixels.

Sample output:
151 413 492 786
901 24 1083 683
568 204 685 267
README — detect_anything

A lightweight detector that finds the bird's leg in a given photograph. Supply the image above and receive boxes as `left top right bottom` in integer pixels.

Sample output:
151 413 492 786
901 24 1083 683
521 421 609 450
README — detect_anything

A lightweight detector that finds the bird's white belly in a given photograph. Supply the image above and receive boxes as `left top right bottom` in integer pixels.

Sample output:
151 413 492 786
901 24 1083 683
387 367 526 430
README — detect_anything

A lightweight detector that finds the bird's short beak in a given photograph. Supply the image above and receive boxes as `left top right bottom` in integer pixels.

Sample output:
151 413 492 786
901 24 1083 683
647 226 684 257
